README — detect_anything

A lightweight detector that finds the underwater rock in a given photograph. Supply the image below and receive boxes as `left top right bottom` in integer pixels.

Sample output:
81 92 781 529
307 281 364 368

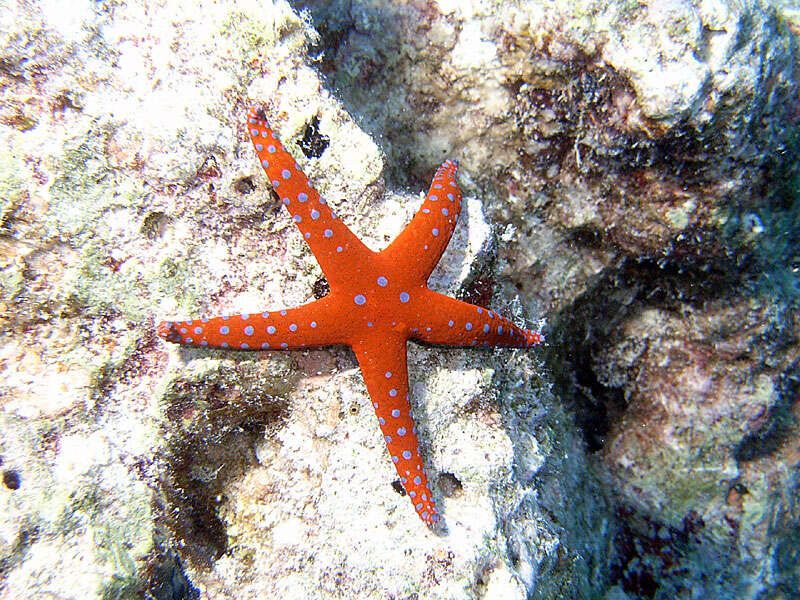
1 0 797 598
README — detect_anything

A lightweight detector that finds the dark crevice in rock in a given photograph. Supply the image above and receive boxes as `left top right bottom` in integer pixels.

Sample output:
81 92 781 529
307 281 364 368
298 115 330 158
145 544 200 600
734 358 800 463
296 0 355 77
570 351 622 453
546 252 752 452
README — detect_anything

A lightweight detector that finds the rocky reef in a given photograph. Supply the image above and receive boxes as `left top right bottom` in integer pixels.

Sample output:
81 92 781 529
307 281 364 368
1 0 798 598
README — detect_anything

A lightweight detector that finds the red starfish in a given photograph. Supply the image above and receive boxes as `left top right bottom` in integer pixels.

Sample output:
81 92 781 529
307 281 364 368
158 106 543 528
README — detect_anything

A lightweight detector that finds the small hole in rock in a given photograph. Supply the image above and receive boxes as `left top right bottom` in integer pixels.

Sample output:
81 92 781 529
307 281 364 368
141 211 168 239
437 472 462 498
391 480 406 496
236 177 255 194
3 470 20 490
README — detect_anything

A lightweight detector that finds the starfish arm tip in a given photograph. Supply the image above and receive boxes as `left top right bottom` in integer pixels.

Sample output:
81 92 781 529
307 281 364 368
527 330 544 346
156 320 181 343
427 511 447 535
381 159 463 279
246 104 268 123
245 110 371 279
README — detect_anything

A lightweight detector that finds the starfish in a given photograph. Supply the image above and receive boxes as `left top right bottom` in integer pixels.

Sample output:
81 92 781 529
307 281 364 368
157 106 543 528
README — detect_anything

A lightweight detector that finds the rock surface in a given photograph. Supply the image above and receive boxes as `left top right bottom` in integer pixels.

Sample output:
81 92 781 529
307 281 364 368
0 0 798 599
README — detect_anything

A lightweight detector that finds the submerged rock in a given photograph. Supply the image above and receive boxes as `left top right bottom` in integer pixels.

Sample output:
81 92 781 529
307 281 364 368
1 0 797 599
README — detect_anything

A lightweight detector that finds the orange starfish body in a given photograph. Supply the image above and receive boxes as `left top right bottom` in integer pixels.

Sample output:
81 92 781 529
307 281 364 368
158 107 543 528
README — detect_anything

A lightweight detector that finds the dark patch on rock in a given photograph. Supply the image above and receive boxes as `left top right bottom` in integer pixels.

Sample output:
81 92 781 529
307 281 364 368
0 525 38 582
457 277 495 309
312 276 330 299
2 469 20 490
391 480 406 496
157 360 295 568
51 91 82 115
609 505 706 599
298 115 329 158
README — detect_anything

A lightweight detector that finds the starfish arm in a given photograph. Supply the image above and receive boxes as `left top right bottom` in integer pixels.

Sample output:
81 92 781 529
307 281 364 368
352 334 440 527
156 296 351 350
246 107 374 287
411 289 543 348
382 159 462 283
